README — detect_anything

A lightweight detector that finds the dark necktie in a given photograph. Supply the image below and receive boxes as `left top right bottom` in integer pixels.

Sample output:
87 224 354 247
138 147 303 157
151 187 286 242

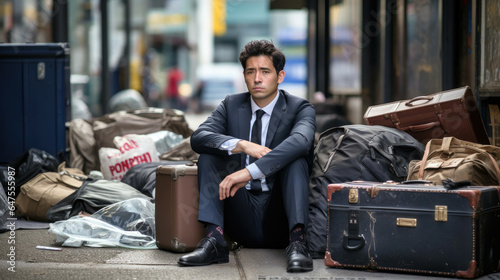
249 109 265 191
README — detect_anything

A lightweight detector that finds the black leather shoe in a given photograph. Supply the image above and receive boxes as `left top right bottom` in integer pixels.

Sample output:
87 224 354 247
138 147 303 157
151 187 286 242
178 237 229 266
285 242 313 272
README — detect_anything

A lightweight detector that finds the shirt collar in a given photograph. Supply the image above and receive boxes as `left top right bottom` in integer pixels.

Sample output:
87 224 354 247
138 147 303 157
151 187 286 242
250 91 280 117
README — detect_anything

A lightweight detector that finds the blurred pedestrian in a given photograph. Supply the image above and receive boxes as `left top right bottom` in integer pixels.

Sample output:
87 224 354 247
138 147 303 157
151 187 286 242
189 81 205 114
165 65 184 110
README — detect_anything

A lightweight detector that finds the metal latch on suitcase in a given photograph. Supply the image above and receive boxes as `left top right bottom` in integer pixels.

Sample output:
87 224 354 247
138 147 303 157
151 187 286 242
172 167 186 181
435 205 448 221
397 218 417 227
396 205 447 228
348 189 358 203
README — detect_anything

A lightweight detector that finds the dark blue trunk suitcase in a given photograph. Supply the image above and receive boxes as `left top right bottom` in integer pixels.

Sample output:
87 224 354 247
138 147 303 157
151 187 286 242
0 43 70 164
326 181 500 278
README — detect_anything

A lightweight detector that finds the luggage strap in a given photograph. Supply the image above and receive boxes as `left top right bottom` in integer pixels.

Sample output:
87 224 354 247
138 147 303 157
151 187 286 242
343 210 365 251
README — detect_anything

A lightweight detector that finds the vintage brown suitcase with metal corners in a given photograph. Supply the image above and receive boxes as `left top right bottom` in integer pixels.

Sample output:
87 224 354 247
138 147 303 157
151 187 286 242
325 181 500 278
363 86 490 145
155 162 205 252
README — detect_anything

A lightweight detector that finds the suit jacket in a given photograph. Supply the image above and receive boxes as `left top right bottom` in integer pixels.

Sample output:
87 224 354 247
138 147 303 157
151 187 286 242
191 90 316 188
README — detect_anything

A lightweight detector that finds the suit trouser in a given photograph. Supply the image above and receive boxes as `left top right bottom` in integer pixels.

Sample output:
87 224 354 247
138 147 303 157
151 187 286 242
197 153 309 248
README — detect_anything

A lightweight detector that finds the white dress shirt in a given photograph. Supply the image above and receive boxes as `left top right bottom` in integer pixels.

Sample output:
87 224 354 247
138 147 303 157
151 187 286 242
218 92 279 191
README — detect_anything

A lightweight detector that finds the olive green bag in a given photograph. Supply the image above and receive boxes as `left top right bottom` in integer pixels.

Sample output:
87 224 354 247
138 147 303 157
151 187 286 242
407 137 500 186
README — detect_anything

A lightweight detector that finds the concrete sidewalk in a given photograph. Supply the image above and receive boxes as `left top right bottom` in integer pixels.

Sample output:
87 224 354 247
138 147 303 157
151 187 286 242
1 229 499 280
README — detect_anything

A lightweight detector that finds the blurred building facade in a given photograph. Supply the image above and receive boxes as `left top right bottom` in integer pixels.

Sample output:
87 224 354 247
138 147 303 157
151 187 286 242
0 0 498 140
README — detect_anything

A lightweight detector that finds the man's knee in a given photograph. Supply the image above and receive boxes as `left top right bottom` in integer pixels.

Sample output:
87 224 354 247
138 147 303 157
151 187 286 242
198 154 240 174
276 157 310 200
281 157 309 177
197 153 241 196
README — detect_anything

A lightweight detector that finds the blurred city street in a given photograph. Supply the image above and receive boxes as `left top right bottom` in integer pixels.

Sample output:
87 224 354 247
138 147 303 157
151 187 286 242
184 111 213 131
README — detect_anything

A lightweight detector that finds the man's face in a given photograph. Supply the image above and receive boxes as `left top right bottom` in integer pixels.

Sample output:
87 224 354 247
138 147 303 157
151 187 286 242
244 55 285 107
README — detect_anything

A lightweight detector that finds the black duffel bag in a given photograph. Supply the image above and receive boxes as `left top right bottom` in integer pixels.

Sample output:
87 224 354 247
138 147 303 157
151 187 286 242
121 161 191 197
0 148 59 197
307 125 425 258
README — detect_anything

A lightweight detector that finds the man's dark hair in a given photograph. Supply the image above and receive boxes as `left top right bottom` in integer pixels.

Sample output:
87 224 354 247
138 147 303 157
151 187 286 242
239 40 286 74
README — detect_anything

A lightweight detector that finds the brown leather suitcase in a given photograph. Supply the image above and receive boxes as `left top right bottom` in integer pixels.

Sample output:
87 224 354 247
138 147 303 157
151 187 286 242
155 163 205 252
363 86 490 145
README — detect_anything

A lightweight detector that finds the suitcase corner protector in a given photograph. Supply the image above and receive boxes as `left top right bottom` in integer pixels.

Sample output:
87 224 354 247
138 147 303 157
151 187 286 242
457 189 482 210
155 165 165 175
456 260 478 279
324 251 341 267
327 184 343 202
171 237 188 252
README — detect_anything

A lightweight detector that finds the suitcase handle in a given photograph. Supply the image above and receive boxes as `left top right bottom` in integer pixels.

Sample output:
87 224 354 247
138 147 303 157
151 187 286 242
405 96 434 106
401 180 434 185
343 234 365 250
343 210 365 250
406 121 440 132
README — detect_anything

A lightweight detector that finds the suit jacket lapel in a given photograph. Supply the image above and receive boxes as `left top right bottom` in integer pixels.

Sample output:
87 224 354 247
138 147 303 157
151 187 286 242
239 96 252 167
266 91 286 147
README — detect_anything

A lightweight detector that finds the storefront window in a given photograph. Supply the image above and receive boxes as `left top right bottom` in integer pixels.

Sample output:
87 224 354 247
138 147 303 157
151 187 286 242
328 0 361 123
329 0 361 95
405 0 441 97
271 9 308 100
68 0 101 116
480 0 500 93
0 0 53 43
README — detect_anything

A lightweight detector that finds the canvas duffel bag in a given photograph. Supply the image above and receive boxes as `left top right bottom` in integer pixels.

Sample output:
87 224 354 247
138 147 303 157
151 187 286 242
407 137 500 186
93 108 192 150
15 163 86 222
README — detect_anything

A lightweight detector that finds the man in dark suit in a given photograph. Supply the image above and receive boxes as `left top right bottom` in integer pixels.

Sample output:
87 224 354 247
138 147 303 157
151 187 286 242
178 40 315 272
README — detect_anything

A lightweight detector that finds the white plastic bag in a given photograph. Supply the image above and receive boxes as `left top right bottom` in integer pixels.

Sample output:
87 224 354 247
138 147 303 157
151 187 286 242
99 134 159 180
146 130 185 156
48 198 156 249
